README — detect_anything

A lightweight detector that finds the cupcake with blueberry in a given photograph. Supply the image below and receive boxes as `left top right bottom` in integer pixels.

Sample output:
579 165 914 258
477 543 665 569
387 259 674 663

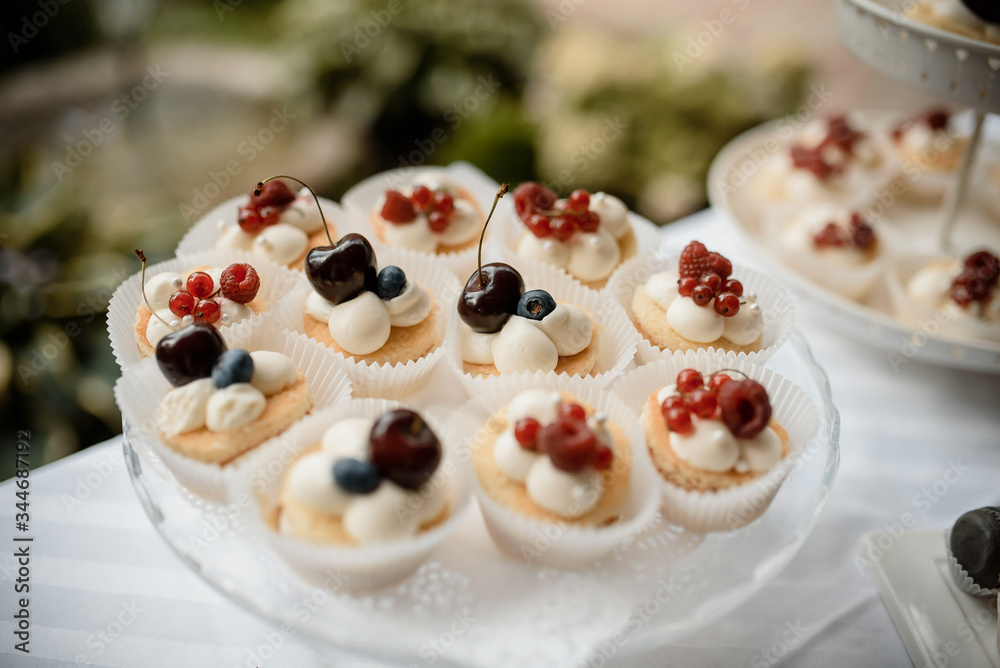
776 204 884 300
910 1 1000 44
503 182 643 290
452 378 658 567
237 399 472 589
888 249 1000 342
615 355 818 533
888 108 966 202
946 507 1000 596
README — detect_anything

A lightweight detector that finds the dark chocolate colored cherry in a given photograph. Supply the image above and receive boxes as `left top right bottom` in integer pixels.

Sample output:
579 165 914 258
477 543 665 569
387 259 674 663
369 409 442 490
305 233 378 305
960 0 1000 23
155 323 227 387
459 263 524 333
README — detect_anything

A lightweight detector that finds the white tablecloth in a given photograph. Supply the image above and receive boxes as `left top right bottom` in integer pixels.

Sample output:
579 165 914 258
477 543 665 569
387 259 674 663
3 209 999 668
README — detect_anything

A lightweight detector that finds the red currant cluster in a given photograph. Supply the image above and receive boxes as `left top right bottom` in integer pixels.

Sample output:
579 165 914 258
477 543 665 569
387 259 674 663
950 250 1000 307
677 240 743 317
513 182 600 241
167 263 260 324
380 186 456 233
891 108 949 142
812 211 876 251
513 402 614 473
238 180 297 233
660 369 772 440
790 114 864 181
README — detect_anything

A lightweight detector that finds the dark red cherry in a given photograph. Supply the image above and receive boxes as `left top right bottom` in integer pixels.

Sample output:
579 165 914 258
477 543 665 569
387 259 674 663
718 379 772 439
369 409 442 490
537 416 599 473
155 323 227 387
305 233 378 305
251 179 297 209
458 262 524 333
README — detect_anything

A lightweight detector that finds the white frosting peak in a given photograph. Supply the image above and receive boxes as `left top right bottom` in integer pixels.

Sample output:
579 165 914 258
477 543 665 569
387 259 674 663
146 309 180 347
528 303 593 356
490 316 559 374
320 417 373 460
158 378 214 436
327 291 392 356
145 272 184 310
249 351 297 397
567 230 621 282
665 297 725 343
589 192 630 240
217 224 256 253
253 223 308 266
385 279 432 327
644 271 680 310
205 383 267 432
525 456 603 518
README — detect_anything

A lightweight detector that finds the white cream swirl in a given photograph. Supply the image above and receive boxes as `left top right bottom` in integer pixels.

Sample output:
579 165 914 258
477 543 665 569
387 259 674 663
145 272 184 310
252 223 308 266
249 351 297 396
283 417 447 545
280 190 326 233
643 270 763 346
146 309 181 347
158 378 214 436
463 303 594 373
589 192 630 240
206 383 267 431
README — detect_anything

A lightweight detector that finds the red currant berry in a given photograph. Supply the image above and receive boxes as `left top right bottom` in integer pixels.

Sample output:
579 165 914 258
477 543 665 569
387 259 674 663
662 395 685 411
666 407 693 435
714 292 741 317
691 284 714 306
700 271 722 292
168 290 195 317
687 388 718 419
552 215 577 242
558 402 587 422
186 272 215 299
428 211 449 233
593 445 614 471
721 279 743 297
514 417 541 450
527 213 553 238
568 190 590 212
708 373 732 391
579 211 600 232
194 298 221 324
677 277 697 297
411 185 433 210
238 208 265 233
676 369 704 393
433 191 454 215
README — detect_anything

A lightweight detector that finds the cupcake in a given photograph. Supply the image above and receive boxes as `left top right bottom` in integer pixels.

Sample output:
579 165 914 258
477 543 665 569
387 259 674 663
889 249 1000 342
629 241 768 355
504 182 640 289
947 507 1000 596
888 108 967 202
909 1 1000 44
776 204 883 300
754 113 889 204
453 378 658 568
237 399 472 589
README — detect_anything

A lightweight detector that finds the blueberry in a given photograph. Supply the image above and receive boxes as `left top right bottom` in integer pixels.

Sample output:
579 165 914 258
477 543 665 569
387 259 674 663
211 349 254 388
333 458 381 494
516 289 556 321
375 265 407 300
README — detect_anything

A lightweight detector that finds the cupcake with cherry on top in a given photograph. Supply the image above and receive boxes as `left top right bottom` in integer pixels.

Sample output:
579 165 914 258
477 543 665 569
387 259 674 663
509 182 636 289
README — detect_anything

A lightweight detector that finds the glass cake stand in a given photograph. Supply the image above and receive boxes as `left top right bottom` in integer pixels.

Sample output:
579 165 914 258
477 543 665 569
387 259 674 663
122 330 839 667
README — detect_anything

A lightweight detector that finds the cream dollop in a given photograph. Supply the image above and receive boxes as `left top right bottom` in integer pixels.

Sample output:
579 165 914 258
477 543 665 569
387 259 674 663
217 224 256 253
320 417 373 459
286 451 353 514
384 279 432 327
205 383 267 431
665 298 725 343
461 328 497 365
249 351 297 396
217 297 254 325
281 190 325 233
157 378 214 436
508 389 562 426
328 291 392 356
253 223 308 266
515 232 571 269
526 457 603 518
145 272 184 310
490 316 559 374
589 192 630 240
528 304 593 356
516 229 620 283
644 271 680 310
146 309 181 346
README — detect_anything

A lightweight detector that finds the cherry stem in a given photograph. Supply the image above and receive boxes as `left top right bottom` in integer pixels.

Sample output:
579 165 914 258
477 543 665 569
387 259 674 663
711 368 749 382
255 175 333 246
134 250 173 329
476 183 509 286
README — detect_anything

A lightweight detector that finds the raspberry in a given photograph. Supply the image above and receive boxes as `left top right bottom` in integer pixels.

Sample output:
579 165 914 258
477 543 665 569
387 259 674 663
380 190 417 224
678 241 711 279
706 253 732 280
220 263 260 304
718 379 772 439
813 223 846 248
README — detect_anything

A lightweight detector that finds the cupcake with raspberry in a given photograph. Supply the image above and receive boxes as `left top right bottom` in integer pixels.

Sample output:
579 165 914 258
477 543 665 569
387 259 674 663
754 113 891 205
607 241 794 364
614 354 818 532
176 177 347 271
446 185 639 393
107 249 299 369
450 377 658 567
114 325 352 501
341 163 500 276
888 249 1000 342
498 182 660 290
235 399 473 589
776 204 884 300
888 108 967 202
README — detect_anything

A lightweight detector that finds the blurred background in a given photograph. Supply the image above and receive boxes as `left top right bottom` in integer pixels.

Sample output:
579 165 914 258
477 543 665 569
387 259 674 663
0 0 937 476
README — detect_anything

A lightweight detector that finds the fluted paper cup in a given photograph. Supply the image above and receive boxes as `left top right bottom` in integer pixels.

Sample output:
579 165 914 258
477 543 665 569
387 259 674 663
278 246 460 398
944 528 1000 598
341 161 502 279
232 398 473 591
613 351 819 533
107 249 301 370
605 251 795 366
114 327 352 502
446 375 659 568
444 259 639 395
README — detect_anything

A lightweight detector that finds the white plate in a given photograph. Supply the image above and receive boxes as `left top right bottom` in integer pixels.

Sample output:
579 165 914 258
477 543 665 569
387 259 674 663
706 112 1000 373
862 530 1000 668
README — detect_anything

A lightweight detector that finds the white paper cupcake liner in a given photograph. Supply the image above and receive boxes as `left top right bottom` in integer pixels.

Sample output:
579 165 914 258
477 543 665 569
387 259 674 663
612 350 820 533
114 327 353 502
340 161 503 279
230 398 474 591
277 246 461 398
944 528 1000 598
604 250 795 366
175 192 358 267
444 259 640 394
107 249 302 371
886 255 1000 344
445 375 659 568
